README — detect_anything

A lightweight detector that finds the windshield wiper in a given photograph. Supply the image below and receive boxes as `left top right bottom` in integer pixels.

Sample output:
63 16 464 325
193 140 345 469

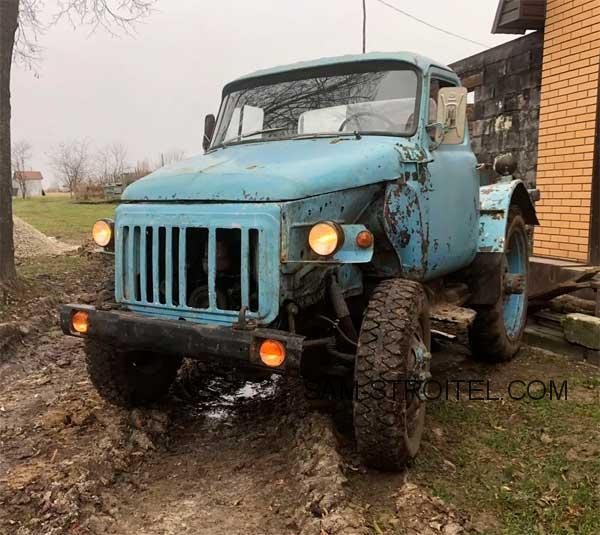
222 127 289 146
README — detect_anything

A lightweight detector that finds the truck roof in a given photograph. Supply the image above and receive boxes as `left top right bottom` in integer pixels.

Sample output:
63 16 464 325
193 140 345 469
226 51 454 91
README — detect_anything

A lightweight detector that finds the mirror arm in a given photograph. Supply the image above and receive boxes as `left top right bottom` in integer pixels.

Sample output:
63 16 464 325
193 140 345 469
203 114 217 152
425 122 446 150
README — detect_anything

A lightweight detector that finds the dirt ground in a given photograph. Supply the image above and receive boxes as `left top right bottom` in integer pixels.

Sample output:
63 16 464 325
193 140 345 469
1 251 599 535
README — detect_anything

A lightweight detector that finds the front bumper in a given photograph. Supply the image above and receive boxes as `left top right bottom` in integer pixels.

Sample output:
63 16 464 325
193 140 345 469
60 304 304 372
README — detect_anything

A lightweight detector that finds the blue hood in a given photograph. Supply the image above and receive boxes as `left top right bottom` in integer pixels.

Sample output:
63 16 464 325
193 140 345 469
122 137 429 202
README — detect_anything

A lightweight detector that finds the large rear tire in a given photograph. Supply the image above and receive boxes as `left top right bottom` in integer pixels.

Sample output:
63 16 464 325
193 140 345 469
85 341 182 407
470 207 529 362
353 279 431 471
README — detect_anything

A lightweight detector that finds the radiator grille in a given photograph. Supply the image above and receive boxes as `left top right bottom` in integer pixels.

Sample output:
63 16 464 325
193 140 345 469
117 224 262 313
113 202 282 326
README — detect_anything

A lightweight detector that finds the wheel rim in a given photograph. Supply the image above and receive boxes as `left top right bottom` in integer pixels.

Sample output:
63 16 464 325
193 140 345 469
502 227 528 339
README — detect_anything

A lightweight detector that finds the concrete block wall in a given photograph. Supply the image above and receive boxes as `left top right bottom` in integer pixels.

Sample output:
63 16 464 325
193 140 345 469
450 32 544 188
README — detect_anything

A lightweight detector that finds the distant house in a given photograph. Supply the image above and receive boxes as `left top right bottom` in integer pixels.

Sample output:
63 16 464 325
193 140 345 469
12 171 44 198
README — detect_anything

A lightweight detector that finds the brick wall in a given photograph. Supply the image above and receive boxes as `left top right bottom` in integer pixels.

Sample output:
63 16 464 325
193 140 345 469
451 32 544 188
534 0 600 262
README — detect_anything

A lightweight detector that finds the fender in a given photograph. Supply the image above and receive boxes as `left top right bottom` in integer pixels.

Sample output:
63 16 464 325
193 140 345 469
383 179 428 280
478 179 539 253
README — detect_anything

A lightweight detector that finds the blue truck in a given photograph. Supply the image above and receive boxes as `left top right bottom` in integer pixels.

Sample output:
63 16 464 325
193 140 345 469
61 52 538 470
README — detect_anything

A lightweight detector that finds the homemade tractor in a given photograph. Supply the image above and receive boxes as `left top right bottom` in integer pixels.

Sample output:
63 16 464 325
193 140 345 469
62 52 538 470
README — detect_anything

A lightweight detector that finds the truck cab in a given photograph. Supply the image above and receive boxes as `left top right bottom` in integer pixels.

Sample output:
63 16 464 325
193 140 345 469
62 52 538 471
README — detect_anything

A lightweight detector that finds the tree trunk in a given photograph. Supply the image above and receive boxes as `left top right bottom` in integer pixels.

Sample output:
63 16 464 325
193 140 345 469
0 0 19 283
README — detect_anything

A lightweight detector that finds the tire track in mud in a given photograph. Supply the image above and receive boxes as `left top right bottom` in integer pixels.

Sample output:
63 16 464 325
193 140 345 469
292 413 368 535
0 333 366 535
0 332 172 535
1 320 481 535
108 369 369 535
109 373 302 535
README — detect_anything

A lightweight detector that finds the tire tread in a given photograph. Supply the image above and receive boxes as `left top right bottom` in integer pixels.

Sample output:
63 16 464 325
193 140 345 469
354 279 428 471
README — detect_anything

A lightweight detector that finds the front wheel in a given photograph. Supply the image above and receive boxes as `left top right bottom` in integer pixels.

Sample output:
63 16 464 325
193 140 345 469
470 207 529 362
85 341 182 407
353 279 431 471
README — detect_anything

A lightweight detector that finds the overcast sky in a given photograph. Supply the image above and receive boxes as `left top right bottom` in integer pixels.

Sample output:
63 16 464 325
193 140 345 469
11 0 516 186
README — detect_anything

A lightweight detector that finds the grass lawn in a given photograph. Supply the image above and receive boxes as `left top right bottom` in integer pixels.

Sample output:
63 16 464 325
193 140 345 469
355 347 600 535
12 194 115 244
411 349 600 535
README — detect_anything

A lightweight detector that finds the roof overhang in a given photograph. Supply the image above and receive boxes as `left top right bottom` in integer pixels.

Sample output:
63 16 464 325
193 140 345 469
492 0 546 34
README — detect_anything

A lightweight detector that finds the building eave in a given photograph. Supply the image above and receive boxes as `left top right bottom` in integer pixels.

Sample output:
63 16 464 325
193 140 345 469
492 0 546 34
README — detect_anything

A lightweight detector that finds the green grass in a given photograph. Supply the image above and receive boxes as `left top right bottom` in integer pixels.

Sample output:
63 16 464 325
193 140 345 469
12 195 115 244
413 384 600 535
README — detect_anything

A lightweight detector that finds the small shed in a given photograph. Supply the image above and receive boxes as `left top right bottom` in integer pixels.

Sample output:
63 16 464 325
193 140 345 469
12 171 44 198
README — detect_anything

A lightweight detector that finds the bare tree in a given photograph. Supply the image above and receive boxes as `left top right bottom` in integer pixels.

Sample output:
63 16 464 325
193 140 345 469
95 141 128 184
0 0 156 283
50 139 91 196
0 0 19 282
159 149 186 167
135 158 153 174
14 0 43 65
11 138 32 198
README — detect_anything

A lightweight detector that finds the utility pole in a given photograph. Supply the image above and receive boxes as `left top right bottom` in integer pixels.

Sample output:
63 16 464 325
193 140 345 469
362 0 367 53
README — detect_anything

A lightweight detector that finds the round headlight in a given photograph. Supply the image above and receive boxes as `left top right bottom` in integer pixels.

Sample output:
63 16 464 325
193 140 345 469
92 219 113 248
308 222 344 256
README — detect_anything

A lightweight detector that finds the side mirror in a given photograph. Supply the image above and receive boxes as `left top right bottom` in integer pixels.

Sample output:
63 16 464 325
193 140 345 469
436 87 468 145
203 114 216 151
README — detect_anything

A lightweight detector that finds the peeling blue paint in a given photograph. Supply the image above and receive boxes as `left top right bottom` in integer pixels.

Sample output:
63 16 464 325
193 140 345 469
122 137 430 203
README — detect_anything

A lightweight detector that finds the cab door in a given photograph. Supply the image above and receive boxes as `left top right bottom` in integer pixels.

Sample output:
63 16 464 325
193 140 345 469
422 68 479 277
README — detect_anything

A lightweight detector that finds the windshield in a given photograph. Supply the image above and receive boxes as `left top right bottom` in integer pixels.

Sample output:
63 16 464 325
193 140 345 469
212 65 419 147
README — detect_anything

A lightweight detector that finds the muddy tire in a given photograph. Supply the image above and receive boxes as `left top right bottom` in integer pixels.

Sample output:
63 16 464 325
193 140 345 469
354 279 431 471
470 207 529 362
85 341 182 407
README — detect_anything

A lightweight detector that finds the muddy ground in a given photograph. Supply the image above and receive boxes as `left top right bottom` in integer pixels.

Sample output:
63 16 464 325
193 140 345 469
1 252 599 535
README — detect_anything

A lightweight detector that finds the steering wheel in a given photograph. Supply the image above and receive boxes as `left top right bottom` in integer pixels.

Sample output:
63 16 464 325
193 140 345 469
338 111 396 132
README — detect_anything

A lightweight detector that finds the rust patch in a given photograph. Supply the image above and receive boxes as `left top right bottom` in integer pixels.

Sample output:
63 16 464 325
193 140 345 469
399 230 411 248
418 165 428 185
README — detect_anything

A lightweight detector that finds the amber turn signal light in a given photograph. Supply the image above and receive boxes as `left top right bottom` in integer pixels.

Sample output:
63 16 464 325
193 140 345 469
356 230 374 249
259 339 286 367
71 311 89 334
